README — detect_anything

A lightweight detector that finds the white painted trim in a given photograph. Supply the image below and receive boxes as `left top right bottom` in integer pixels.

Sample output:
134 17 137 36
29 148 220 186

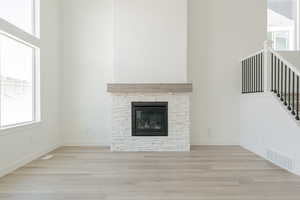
0 121 42 134
63 142 110 147
113 0 116 82
269 26 295 51
0 35 2 127
241 49 264 61
0 30 38 49
32 0 40 38
264 41 273 92
35 48 41 122
0 18 40 47
0 143 61 178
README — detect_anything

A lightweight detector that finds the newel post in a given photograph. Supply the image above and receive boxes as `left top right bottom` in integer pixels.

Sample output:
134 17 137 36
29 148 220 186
263 40 273 92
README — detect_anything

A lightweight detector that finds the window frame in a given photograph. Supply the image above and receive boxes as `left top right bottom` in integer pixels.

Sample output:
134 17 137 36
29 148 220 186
32 0 40 38
269 29 294 50
267 0 300 51
0 0 40 130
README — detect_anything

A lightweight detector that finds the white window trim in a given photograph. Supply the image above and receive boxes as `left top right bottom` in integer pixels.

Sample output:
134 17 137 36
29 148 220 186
32 0 40 38
269 26 295 50
268 0 300 51
0 0 41 131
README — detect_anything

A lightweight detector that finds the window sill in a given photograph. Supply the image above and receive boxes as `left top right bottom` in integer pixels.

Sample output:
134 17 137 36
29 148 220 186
0 121 42 136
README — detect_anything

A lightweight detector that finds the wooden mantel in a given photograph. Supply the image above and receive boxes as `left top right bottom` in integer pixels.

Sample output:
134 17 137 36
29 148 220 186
107 83 193 93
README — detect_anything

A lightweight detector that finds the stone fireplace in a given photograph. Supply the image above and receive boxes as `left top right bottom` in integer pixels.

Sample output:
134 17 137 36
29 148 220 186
107 83 192 152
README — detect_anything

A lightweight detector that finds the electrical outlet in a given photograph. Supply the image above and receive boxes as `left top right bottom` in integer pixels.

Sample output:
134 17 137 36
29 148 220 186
29 135 34 144
86 128 93 136
207 128 212 138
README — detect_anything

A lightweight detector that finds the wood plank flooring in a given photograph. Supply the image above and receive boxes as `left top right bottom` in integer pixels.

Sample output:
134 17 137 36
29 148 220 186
0 146 300 200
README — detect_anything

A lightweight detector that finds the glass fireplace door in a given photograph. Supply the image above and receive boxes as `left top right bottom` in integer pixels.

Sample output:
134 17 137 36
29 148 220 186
132 102 168 136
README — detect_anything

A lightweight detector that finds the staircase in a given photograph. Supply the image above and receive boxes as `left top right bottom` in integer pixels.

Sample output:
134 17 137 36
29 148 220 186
241 41 300 123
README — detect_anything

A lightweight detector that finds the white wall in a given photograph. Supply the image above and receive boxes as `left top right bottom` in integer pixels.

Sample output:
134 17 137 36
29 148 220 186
0 0 61 177
241 94 300 176
188 0 266 145
61 0 187 146
61 0 114 146
114 0 187 83
60 0 267 146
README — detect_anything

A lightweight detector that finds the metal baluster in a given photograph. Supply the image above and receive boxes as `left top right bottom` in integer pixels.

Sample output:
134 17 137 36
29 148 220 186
258 54 260 92
288 68 291 110
292 72 296 115
244 60 246 93
261 53 263 92
256 54 260 92
247 59 249 93
245 59 248 93
277 58 280 97
254 56 256 92
284 65 287 106
281 62 284 101
260 53 262 92
256 56 258 92
250 57 253 93
296 76 300 120
256 55 259 92
248 58 251 93
252 57 255 93
244 59 246 93
242 61 244 93
274 56 277 93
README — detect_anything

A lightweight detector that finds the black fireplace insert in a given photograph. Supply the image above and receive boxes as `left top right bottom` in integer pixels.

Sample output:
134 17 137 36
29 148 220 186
132 102 168 136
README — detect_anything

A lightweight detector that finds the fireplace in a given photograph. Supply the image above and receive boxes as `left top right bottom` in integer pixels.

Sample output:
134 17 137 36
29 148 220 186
132 102 168 137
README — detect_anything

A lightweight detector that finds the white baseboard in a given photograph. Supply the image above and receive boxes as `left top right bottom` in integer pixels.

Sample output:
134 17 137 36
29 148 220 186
64 142 239 147
0 143 61 178
191 141 240 146
63 141 109 147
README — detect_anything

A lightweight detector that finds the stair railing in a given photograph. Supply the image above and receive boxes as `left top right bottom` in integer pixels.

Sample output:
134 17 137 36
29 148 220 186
241 49 264 93
241 40 300 121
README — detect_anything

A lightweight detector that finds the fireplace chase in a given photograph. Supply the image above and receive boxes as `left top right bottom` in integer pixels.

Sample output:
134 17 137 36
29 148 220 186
132 102 168 137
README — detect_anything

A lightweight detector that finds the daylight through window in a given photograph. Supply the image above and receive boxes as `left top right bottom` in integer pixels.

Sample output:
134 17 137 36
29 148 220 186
268 0 299 50
0 0 40 128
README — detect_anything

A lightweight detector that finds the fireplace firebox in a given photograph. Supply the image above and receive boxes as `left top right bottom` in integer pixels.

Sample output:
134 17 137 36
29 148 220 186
132 102 168 136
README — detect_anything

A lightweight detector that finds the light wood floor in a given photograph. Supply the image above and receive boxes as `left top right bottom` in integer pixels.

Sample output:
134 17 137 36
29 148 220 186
1 146 300 200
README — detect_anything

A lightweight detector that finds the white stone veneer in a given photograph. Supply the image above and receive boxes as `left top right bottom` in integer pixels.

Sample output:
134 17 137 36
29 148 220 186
111 93 190 152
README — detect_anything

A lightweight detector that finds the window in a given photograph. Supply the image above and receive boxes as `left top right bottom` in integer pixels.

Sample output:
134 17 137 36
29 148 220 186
268 0 299 50
0 0 37 35
0 0 40 129
0 35 35 127
268 31 291 50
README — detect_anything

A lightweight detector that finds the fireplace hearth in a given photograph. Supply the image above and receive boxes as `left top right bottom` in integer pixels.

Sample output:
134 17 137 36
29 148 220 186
132 102 168 137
